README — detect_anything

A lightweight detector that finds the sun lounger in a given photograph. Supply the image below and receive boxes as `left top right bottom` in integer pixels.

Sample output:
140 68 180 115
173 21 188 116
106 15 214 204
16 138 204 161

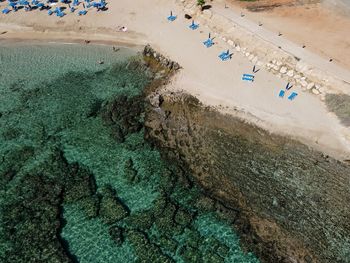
242 76 254 82
279 90 285 98
218 50 232 61
203 38 214 48
2 8 10 14
167 11 177 21
218 50 228 59
167 15 177 21
242 74 255 82
243 74 254 78
70 6 75 12
57 11 65 17
36 3 44 8
220 54 232 61
48 9 53 15
78 10 87 15
288 92 298 101
189 21 199 30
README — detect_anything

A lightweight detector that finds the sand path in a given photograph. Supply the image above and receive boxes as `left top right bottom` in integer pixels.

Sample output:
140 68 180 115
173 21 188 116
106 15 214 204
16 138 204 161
0 0 349 159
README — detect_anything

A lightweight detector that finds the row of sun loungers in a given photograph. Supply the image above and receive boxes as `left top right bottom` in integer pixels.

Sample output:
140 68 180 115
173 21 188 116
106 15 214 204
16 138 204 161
1 0 106 16
279 82 298 100
167 11 299 101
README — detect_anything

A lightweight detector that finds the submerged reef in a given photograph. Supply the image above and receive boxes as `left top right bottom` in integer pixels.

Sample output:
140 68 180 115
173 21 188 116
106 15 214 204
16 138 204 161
0 45 259 263
145 91 350 263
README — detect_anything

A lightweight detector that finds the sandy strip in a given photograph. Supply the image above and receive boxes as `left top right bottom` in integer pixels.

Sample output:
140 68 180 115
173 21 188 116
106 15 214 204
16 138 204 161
0 0 349 160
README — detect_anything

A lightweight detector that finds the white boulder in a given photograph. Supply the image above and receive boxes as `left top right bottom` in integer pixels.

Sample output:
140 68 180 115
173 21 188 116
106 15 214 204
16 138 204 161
280 66 287 74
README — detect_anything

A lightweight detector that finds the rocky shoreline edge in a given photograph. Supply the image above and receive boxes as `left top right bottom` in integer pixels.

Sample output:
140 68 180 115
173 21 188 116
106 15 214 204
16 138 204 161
143 45 350 263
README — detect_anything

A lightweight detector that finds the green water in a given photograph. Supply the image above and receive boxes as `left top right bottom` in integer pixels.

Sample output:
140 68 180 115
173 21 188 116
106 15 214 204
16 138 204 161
0 43 259 263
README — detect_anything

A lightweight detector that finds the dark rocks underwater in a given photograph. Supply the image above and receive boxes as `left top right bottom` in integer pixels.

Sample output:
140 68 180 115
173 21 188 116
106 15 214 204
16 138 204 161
0 48 258 263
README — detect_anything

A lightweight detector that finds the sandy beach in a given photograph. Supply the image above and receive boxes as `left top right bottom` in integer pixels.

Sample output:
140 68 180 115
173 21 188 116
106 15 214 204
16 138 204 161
1 0 350 160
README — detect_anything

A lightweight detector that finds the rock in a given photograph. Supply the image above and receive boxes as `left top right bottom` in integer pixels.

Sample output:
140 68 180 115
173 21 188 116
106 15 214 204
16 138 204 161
99 185 130 224
252 56 258 64
280 67 287 74
318 86 327 94
227 40 234 46
273 65 280 71
248 54 254 61
235 45 241 52
222 37 227 42
294 75 301 79
287 70 294 77
109 226 124 246
300 80 308 87
312 88 320 95
306 83 315 90
276 61 283 66
149 94 164 108
184 14 192 19
245 52 250 57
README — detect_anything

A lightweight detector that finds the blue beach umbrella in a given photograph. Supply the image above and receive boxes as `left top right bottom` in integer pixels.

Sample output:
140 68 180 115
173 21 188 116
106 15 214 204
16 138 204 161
9 2 17 8
19 0 29 6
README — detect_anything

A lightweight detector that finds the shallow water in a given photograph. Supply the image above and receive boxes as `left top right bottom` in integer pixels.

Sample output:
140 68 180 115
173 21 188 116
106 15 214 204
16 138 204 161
0 43 259 263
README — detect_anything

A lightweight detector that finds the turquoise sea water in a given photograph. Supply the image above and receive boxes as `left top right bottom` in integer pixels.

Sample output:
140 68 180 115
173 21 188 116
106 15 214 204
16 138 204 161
0 43 259 263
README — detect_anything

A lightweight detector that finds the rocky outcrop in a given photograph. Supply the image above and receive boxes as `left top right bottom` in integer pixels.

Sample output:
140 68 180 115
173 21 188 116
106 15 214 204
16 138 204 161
145 90 350 263
143 44 181 72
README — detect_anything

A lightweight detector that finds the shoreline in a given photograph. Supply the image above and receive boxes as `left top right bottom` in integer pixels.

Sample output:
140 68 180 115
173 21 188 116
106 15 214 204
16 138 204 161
1 26 350 161
1 0 350 161
0 29 146 49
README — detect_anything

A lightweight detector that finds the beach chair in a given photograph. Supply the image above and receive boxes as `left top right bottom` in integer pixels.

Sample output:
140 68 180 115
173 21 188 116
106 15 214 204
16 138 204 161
242 74 255 82
48 9 53 15
56 11 65 17
221 54 232 61
2 8 11 14
167 11 177 21
203 39 214 48
19 0 29 6
36 2 44 8
278 90 285 98
288 92 298 101
78 9 87 15
70 6 75 12
73 0 80 6
189 20 199 30
218 50 228 59
218 50 232 61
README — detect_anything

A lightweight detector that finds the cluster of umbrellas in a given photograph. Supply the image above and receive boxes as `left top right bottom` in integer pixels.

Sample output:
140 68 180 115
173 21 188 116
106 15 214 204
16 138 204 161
2 0 107 16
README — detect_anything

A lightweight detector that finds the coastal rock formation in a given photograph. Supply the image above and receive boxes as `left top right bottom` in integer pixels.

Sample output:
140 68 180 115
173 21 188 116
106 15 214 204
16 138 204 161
143 44 181 72
145 90 350 263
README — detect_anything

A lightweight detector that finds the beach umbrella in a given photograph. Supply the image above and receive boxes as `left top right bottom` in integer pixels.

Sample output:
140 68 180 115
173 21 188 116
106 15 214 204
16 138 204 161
9 2 17 7
19 0 29 5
